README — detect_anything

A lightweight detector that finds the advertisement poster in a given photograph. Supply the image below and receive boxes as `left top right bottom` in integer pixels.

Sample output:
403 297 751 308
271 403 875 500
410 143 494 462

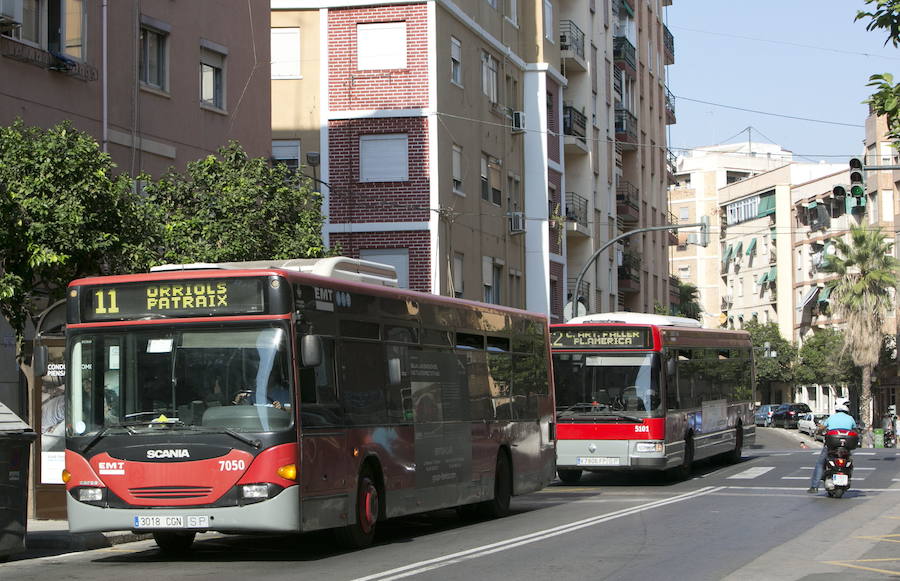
40 346 66 484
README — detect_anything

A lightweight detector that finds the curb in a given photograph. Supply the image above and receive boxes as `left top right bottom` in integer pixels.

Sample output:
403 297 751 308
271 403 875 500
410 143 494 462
25 530 152 552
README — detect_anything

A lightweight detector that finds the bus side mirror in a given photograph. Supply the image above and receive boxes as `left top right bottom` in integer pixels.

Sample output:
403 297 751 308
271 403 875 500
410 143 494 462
33 344 48 377
300 335 322 368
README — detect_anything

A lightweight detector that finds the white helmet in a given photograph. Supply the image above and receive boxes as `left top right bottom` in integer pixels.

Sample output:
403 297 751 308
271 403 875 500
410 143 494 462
835 404 849 413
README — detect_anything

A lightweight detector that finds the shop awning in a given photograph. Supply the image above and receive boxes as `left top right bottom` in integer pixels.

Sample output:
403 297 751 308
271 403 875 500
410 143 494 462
746 238 757 255
796 286 820 311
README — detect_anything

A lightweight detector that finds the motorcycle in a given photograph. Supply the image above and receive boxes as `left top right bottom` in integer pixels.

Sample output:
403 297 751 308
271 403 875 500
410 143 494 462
822 428 859 498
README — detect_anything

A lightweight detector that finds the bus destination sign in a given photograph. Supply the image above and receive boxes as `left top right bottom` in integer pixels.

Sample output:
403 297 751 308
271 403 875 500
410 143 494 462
81 278 266 321
550 326 652 349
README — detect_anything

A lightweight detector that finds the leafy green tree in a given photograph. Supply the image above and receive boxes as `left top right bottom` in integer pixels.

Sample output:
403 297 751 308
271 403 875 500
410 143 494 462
795 328 854 387
671 278 702 321
743 321 797 400
820 225 898 430
145 141 328 264
857 0 900 143
0 120 155 340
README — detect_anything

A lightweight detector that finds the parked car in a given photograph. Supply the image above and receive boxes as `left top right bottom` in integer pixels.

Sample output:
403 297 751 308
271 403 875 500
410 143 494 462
797 412 828 437
772 403 813 429
754 404 781 427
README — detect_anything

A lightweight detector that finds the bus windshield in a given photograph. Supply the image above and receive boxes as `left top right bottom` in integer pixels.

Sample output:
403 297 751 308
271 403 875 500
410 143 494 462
66 324 293 436
552 353 662 419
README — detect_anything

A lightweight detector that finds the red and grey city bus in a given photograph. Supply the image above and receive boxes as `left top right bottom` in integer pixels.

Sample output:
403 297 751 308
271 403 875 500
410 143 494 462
550 312 755 483
63 258 555 551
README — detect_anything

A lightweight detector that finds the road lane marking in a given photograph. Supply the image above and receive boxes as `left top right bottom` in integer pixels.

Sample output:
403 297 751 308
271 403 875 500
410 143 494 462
351 486 725 581
823 559 900 576
725 485 900 492
726 466 774 479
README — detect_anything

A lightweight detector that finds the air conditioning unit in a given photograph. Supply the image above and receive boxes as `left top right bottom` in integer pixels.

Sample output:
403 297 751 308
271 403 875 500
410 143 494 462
508 211 526 234
511 111 525 133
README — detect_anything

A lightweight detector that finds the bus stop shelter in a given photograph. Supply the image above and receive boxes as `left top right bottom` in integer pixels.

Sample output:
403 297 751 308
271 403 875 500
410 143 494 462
0 400 37 561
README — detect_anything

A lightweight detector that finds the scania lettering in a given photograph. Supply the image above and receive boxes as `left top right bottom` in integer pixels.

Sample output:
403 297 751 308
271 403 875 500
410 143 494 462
63 258 555 553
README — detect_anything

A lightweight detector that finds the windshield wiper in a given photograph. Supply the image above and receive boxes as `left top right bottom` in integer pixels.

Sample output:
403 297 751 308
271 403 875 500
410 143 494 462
81 422 141 455
557 402 608 416
594 412 646 423
180 425 261 449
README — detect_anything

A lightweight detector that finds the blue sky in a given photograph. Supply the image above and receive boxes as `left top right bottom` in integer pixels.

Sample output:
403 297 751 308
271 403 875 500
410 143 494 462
665 0 898 162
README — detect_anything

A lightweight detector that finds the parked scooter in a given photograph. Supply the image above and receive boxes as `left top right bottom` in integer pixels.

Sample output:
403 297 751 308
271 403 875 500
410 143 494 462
884 427 897 448
822 428 859 498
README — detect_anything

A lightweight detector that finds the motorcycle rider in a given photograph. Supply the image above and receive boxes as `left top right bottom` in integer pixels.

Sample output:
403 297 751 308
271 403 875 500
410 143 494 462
808 403 857 494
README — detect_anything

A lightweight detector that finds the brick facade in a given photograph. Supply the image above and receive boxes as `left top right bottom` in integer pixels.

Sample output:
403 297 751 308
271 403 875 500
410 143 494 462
330 230 432 292
328 5 429 111
327 117 430 224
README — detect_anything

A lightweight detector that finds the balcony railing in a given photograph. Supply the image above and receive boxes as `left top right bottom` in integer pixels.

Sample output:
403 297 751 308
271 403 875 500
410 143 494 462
560 20 586 62
614 107 637 146
665 86 676 125
563 104 587 140
565 191 588 229
612 36 636 75
663 24 674 65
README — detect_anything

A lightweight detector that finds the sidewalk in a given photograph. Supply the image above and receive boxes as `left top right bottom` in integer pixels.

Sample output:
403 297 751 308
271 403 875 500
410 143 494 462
23 518 151 553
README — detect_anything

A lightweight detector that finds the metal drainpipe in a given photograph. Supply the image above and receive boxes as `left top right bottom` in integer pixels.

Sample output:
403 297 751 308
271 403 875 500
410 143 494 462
101 0 108 153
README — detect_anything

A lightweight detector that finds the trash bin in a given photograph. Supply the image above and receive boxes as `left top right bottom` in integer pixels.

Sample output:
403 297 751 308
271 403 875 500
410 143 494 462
874 428 885 448
0 401 37 561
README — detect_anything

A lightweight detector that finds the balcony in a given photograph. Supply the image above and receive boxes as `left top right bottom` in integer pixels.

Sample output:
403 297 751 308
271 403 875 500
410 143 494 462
613 36 636 77
665 86 676 125
666 210 678 245
666 148 677 183
614 107 637 149
616 180 639 223
618 266 640 294
560 20 587 72
663 24 674 65
563 104 589 154
565 191 590 237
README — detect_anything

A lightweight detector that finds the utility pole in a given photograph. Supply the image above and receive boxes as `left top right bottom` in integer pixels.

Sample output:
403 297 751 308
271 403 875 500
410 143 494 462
569 218 709 321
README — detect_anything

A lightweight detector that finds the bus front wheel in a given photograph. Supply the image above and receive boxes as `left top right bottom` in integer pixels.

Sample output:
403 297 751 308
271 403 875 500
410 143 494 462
672 434 694 481
153 531 195 554
336 465 381 549
478 450 512 518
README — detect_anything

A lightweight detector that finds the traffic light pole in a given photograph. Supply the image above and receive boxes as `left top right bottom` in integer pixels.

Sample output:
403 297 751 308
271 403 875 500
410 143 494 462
570 220 707 320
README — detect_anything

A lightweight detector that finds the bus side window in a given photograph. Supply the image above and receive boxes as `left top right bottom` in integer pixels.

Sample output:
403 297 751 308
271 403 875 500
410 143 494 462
665 351 679 410
298 336 340 426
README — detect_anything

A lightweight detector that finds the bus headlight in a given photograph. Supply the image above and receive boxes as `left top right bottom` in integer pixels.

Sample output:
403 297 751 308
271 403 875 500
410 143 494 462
635 442 663 453
78 487 104 502
241 484 270 499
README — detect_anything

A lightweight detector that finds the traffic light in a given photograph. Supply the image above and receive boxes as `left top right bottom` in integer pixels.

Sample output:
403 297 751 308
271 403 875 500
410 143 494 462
698 216 710 247
849 157 865 197
832 184 847 199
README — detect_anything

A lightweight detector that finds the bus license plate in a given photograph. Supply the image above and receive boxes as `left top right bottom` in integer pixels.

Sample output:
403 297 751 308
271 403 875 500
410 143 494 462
576 457 620 466
832 474 849 486
133 515 209 529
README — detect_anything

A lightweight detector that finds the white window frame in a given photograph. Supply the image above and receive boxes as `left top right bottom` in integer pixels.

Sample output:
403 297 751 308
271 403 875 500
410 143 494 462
272 140 301 171
505 0 518 25
359 248 409 289
271 27 301 79
543 0 553 42
453 253 464 298
481 51 498 104
452 144 463 194
359 134 409 182
139 23 168 91
450 36 462 86
200 43 227 110
356 21 407 70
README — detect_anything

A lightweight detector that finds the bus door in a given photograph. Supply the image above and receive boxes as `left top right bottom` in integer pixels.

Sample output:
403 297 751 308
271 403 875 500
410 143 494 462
296 336 348 499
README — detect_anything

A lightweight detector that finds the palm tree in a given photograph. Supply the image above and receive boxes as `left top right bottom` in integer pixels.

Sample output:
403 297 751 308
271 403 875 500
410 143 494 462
821 225 898 433
673 278 702 321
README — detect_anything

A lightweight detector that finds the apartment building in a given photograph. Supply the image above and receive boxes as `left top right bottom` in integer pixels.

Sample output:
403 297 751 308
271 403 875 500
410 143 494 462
272 0 565 318
669 142 793 329
1 0 271 519
560 0 675 316
0 0 271 177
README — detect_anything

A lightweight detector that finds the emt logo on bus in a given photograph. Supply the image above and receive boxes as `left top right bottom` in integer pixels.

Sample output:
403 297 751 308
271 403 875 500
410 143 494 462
550 326 652 349
81 278 266 321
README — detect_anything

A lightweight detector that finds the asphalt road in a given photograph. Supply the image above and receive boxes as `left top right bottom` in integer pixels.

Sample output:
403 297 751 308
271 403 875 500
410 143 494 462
5 428 900 580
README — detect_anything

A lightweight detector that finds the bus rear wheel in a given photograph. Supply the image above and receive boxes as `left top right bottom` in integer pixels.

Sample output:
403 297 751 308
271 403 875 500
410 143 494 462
153 531 195 554
478 450 512 518
557 469 582 484
726 423 743 464
336 466 381 549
